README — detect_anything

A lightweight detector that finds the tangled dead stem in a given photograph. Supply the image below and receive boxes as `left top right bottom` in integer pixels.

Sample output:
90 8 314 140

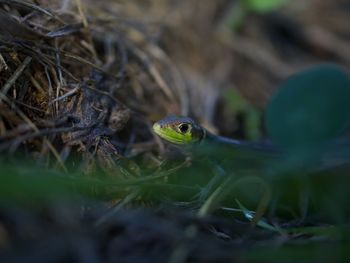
0 0 349 171
0 0 349 262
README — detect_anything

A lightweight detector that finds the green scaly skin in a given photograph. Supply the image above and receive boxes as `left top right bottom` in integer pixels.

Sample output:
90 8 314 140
153 115 279 203
153 115 280 163
153 115 205 145
153 115 350 171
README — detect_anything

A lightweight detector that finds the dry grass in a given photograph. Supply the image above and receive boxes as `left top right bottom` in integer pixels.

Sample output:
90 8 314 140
0 0 187 175
0 0 349 170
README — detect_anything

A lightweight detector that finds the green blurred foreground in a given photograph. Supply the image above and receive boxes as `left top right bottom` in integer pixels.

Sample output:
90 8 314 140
1 64 350 262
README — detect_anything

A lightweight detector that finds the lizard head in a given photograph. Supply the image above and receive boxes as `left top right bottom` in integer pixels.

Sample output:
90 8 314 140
153 115 205 145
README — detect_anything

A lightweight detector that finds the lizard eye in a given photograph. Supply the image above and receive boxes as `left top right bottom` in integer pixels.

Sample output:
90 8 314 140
178 123 190 133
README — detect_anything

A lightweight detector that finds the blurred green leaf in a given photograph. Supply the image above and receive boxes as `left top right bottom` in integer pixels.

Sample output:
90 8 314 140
243 0 288 13
226 89 249 111
0 161 131 204
235 199 281 232
286 226 344 239
224 89 262 140
0 163 106 204
265 64 350 151
242 242 350 263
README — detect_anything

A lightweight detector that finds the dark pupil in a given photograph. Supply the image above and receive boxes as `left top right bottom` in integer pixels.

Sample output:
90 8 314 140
179 124 189 133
